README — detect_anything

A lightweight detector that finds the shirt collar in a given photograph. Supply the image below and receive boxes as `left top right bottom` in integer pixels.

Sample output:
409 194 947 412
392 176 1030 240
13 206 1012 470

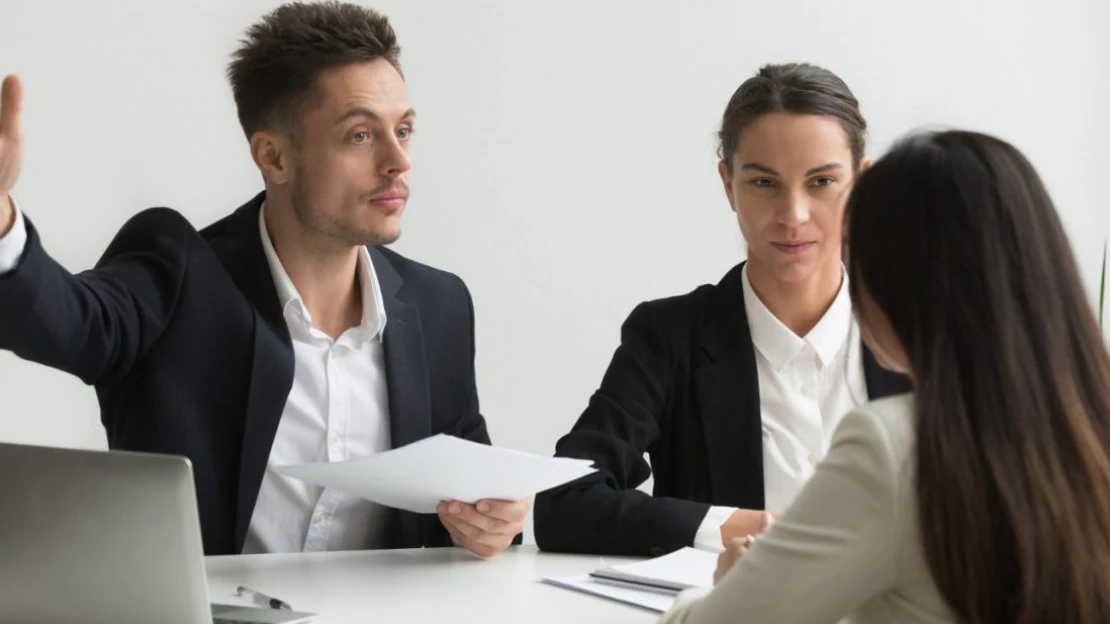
741 263 853 371
806 269 854 366
258 203 387 341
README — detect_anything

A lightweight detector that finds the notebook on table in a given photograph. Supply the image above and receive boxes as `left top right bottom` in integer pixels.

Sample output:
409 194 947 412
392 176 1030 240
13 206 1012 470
542 547 717 613
589 547 717 593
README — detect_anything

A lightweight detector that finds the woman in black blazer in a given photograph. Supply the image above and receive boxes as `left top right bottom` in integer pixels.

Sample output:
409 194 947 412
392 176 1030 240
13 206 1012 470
533 64 909 557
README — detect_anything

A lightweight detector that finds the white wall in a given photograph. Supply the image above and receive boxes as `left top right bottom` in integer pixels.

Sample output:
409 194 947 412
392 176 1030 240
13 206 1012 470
1 0 1107 460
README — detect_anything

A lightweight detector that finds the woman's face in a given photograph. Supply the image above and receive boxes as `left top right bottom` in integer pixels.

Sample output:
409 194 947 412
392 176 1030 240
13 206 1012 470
719 113 862 287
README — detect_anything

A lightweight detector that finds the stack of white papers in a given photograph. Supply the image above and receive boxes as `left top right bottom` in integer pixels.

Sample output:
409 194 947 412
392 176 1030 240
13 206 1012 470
276 434 595 513
589 547 716 592
542 547 717 613
542 574 679 613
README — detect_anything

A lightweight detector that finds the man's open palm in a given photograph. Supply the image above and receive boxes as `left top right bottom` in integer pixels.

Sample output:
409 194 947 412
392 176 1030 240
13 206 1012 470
0 75 25 227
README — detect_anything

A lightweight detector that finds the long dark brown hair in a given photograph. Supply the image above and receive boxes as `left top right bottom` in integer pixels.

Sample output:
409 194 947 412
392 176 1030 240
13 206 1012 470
846 130 1110 624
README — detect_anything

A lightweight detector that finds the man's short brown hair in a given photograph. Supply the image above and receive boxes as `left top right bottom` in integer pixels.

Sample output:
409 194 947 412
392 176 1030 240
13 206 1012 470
227 1 401 140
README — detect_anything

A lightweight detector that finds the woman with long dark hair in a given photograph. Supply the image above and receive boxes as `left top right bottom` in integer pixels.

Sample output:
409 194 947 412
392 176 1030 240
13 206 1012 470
660 130 1110 623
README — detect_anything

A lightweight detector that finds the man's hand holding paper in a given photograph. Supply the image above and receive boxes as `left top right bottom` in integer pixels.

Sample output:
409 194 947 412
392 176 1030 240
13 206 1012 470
275 434 591 558
437 498 531 558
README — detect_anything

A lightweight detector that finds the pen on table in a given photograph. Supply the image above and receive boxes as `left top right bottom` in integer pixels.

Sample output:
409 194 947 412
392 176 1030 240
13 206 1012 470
236 585 293 610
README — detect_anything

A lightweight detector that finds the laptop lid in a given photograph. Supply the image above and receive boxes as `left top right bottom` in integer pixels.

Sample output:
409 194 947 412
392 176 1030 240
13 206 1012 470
0 442 212 624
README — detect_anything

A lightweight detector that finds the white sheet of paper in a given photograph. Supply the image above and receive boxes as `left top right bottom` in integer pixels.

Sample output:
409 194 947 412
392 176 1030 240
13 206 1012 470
541 575 677 613
593 547 717 590
275 434 595 513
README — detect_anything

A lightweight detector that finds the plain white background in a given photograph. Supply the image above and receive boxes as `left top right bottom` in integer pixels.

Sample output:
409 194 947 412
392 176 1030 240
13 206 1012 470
1 0 1108 536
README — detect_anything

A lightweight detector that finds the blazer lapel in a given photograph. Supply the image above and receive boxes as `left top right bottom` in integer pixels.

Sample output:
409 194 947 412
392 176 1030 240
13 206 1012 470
209 192 295 551
372 248 432 548
693 264 766 509
862 345 913 399
691 262 909 512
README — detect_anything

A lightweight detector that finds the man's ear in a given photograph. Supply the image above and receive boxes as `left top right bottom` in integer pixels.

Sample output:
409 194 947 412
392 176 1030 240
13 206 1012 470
250 130 292 186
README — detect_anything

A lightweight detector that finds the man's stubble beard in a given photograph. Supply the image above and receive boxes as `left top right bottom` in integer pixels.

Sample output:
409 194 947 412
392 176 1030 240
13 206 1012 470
290 168 400 249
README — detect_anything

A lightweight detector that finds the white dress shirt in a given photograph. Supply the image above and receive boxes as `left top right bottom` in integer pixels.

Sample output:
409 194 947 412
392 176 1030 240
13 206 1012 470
242 204 393 553
0 201 28 273
693 264 867 551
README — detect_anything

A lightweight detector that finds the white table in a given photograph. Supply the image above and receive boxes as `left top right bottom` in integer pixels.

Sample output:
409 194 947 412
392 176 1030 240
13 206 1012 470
206 546 660 623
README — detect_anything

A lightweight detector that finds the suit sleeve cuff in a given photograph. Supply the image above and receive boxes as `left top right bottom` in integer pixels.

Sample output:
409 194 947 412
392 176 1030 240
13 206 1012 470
692 506 737 552
0 197 28 274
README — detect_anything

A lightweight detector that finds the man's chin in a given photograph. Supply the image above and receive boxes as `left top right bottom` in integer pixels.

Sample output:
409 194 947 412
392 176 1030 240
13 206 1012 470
367 214 403 246
360 226 401 248
340 215 402 247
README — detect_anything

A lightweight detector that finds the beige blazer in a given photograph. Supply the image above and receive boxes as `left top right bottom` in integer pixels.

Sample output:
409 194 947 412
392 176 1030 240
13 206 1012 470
660 394 955 624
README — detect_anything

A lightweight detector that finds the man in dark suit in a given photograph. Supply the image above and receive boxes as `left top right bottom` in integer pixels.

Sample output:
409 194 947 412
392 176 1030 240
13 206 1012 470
0 2 526 558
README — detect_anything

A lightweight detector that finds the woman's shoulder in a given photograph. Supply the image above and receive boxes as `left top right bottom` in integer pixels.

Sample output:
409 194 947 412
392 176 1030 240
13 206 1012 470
621 264 745 337
860 393 916 426
625 283 716 327
833 394 917 467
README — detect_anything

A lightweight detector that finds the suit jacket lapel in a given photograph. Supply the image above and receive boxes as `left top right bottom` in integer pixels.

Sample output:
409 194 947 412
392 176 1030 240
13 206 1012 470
692 263 909 512
694 263 766 509
862 345 913 399
209 192 295 551
372 248 432 548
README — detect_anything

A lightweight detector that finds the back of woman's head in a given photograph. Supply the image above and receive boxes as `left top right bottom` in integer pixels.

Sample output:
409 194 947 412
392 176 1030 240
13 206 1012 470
846 130 1110 624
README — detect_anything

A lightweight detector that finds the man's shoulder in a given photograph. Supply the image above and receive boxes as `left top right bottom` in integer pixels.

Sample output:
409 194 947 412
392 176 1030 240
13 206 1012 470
373 246 466 289
371 246 472 314
197 210 236 242
118 206 199 236
98 207 207 262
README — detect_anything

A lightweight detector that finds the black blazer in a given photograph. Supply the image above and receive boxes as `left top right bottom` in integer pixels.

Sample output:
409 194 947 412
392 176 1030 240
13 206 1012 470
533 263 910 557
0 192 492 555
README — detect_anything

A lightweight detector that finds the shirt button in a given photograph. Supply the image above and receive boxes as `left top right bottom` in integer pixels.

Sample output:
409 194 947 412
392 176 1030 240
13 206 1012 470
808 453 819 466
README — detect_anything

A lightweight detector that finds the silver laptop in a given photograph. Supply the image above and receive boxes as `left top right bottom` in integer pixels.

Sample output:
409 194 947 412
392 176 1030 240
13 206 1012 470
0 442 314 624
